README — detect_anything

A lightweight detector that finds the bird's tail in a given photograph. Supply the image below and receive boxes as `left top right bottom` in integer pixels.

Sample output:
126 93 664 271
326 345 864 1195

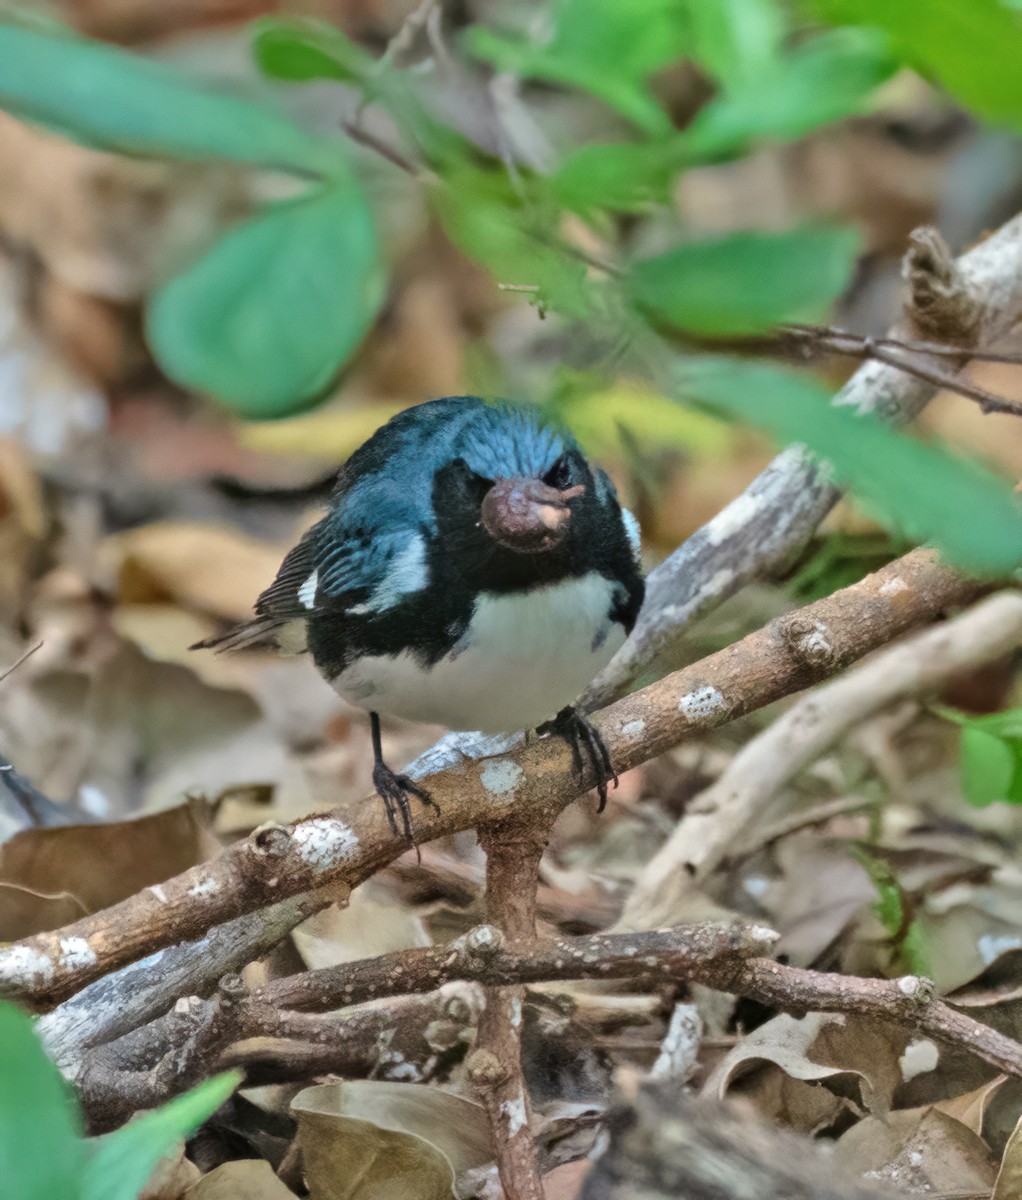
189 616 290 654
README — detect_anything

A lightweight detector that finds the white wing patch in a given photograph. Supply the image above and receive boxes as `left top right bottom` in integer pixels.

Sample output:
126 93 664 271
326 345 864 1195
348 535 429 616
622 508 642 559
297 568 319 609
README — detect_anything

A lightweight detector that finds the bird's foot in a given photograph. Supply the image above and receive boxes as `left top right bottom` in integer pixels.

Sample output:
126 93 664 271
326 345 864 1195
372 760 438 849
538 705 617 812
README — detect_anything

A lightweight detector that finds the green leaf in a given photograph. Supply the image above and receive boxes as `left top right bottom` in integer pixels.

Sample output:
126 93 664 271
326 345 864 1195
961 725 1021 806
955 708 1022 806
147 184 383 418
808 0 1022 127
678 358 1022 576
466 0 690 135
684 27 896 161
0 1002 84 1199
82 1072 241 1200
630 226 859 335
0 21 337 176
553 140 679 213
433 165 589 317
686 0 785 87
252 16 374 84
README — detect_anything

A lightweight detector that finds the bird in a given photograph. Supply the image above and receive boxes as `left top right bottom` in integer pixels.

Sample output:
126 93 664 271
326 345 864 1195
194 396 645 842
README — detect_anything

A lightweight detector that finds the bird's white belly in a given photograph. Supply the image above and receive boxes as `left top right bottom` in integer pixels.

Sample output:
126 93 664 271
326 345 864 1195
331 572 624 733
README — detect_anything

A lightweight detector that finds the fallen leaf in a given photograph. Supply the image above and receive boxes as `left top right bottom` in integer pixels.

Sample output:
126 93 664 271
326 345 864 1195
0 797 219 938
105 521 287 622
292 885 430 972
835 1107 996 1193
292 1081 494 1200
185 1159 296 1198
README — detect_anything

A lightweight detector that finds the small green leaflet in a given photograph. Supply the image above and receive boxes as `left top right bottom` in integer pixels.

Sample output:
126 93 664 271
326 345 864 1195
433 164 590 318
82 1072 241 1200
0 1003 84 1199
679 358 1022 576
252 16 374 84
683 27 896 161
631 226 860 335
147 184 383 418
0 20 338 176
466 0 689 135
939 707 1022 807
809 0 1022 128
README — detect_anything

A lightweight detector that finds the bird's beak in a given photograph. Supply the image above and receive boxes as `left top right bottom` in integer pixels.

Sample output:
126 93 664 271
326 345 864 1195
480 478 585 554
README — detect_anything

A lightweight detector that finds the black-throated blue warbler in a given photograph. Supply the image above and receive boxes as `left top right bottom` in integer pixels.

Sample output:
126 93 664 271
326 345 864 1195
195 396 645 840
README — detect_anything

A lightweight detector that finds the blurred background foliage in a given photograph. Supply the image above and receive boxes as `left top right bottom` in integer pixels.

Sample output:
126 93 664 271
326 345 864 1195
0 0 1019 570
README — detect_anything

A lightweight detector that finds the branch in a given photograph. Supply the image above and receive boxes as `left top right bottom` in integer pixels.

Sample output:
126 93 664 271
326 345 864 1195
583 216 1022 708
621 588 1022 931
38 887 338 1075
0 548 981 1010
77 922 1022 1127
468 822 553 1200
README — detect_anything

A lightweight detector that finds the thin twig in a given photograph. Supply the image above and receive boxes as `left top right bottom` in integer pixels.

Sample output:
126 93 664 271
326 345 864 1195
0 640 42 684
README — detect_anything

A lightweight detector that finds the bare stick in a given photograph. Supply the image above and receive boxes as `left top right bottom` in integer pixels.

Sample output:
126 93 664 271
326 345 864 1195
621 589 1022 931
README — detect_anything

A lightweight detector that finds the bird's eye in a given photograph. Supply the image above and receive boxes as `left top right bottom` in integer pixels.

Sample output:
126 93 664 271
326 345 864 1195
542 457 571 489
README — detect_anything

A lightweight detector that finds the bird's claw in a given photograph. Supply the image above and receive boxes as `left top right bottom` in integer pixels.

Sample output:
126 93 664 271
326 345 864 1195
538 706 617 812
372 761 438 851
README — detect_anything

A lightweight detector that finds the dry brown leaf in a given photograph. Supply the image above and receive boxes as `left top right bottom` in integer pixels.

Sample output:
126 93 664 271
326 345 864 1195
106 522 286 622
184 1159 296 1199
292 884 430 972
0 797 219 938
704 1012 912 1123
993 1113 1022 1200
835 1107 997 1194
292 1081 494 1200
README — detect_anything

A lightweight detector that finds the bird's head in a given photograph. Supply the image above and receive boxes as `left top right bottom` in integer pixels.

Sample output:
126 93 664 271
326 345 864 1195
436 406 592 559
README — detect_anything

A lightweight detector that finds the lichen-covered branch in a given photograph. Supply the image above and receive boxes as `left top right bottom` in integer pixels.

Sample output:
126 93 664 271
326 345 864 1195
0 548 981 1010
467 823 549 1200
76 921 1022 1128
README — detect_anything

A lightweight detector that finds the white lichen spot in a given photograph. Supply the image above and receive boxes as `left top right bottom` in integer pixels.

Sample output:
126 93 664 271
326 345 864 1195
749 925 780 947
705 492 765 545
149 884 168 904
298 568 319 609
188 878 220 898
880 575 909 597
480 758 524 797
77 784 110 819
796 620 833 659
679 686 726 721
500 1092 528 1137
510 996 523 1029
620 719 645 738
978 932 1022 964
292 817 359 873
58 937 96 970
897 975 922 997
899 1038 938 1082
0 945 54 987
